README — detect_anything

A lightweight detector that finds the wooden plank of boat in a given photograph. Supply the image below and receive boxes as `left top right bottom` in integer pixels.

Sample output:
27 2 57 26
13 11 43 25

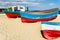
41 22 60 40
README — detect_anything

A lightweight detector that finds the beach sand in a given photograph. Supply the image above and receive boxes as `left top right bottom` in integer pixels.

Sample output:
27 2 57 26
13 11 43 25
0 13 60 40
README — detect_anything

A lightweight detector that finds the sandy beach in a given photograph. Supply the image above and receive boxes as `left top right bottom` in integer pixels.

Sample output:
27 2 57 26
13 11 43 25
0 13 60 40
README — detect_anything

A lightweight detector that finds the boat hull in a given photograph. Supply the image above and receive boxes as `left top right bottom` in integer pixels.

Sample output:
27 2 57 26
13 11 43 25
41 22 60 40
4 10 20 18
6 13 20 18
21 15 57 23
20 10 58 23
41 30 60 40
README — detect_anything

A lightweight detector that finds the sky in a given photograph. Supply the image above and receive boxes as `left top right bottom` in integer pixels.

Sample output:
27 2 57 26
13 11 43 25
0 0 59 11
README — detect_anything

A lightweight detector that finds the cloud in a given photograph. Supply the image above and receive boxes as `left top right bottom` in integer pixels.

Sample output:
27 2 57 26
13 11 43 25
21 1 39 5
0 0 20 1
0 2 9 3
0 1 40 5
0 1 40 8
0 0 46 2
38 0 46 1
49 3 55 6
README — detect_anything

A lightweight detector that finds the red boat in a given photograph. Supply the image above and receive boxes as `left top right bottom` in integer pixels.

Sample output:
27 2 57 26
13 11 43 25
4 6 25 18
41 22 60 40
5 11 20 18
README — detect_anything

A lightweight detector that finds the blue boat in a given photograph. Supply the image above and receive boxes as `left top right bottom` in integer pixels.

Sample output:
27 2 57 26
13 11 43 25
20 8 58 23
20 8 58 19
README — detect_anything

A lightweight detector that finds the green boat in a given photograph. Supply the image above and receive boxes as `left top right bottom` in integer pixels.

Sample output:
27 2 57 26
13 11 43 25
4 6 25 18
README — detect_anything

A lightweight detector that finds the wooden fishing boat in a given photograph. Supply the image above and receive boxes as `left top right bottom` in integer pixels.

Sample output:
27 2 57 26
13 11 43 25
4 6 25 18
20 8 58 23
41 22 60 40
4 10 20 18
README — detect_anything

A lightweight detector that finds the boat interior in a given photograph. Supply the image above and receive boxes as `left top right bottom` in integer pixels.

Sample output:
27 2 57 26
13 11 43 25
27 8 58 14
